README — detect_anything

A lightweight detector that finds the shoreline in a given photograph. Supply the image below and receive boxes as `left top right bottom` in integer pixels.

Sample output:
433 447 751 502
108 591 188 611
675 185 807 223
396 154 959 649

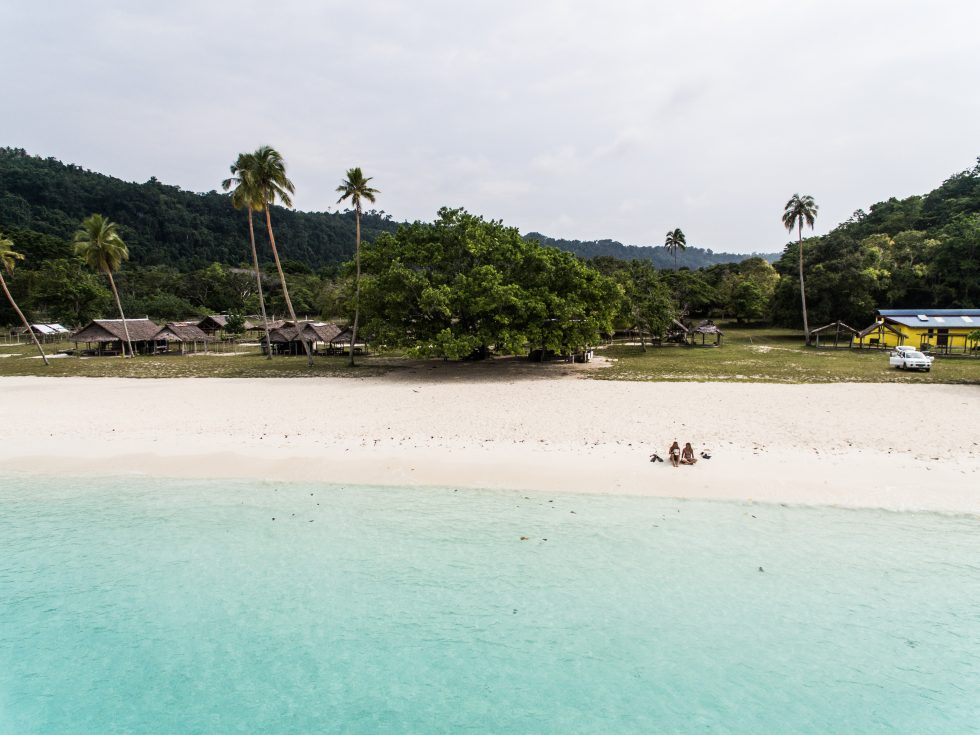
2 377 978 514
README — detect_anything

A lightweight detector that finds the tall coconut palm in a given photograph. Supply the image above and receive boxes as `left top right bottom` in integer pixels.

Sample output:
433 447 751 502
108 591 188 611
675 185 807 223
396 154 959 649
782 194 818 345
74 214 134 357
665 228 686 270
245 146 312 365
223 152 273 360
0 234 48 365
336 167 379 366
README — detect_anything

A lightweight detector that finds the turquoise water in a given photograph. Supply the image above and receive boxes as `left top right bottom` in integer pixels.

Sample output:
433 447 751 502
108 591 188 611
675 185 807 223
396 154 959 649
1 477 978 734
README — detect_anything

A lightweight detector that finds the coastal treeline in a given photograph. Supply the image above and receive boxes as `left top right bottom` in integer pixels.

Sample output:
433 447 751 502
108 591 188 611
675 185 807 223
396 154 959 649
1 147 977 356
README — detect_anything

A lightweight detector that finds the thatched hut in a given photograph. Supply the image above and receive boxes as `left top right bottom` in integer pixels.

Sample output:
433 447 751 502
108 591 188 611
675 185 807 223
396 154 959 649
328 326 368 356
689 319 723 346
197 314 257 337
71 319 162 355
153 322 212 354
261 322 342 355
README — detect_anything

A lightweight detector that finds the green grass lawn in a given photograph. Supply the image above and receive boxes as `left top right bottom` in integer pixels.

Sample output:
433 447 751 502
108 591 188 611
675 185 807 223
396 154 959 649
1 327 978 383
594 326 980 384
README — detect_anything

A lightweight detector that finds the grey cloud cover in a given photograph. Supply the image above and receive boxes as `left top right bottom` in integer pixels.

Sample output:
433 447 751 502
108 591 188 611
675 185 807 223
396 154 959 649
3 0 978 252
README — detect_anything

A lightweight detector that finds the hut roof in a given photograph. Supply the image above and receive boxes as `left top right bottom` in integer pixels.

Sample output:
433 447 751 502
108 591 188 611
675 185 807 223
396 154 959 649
692 320 723 335
263 322 342 344
25 323 71 336
810 320 859 335
857 320 905 339
72 319 161 343
198 314 257 331
154 323 211 342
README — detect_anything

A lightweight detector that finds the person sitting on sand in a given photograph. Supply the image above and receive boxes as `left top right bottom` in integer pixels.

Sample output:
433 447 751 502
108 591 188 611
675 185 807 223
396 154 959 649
669 441 681 467
681 442 698 465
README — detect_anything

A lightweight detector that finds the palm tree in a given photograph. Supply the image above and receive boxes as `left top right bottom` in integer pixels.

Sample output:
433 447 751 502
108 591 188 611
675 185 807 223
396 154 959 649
245 146 313 365
336 167 379 366
782 194 818 345
664 228 686 270
74 214 134 357
223 152 273 360
0 234 49 365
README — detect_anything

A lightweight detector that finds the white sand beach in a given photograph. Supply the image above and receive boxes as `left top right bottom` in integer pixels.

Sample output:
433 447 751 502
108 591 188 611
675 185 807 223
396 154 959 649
1 376 977 513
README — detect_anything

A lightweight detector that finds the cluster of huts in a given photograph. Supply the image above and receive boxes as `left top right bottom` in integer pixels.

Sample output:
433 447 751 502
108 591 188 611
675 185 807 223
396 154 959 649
67 315 359 357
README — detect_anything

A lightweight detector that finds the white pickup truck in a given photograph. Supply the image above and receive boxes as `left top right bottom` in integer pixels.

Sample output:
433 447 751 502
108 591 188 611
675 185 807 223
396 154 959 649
889 347 933 372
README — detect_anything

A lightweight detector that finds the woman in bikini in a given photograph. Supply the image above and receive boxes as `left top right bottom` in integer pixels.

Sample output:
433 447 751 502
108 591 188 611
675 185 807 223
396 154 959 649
680 442 698 465
669 441 681 467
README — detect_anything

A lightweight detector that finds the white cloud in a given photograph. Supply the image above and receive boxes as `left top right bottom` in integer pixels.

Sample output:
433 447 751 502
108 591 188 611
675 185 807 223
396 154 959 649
1 0 978 252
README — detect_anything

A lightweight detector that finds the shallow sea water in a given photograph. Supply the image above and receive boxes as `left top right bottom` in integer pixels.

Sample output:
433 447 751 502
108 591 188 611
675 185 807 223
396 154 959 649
1 476 978 734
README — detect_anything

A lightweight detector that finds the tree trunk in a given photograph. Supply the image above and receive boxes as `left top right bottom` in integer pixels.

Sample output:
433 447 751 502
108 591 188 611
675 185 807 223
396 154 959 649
265 204 313 366
0 271 48 365
248 208 273 360
106 270 134 357
798 222 810 345
349 205 362 367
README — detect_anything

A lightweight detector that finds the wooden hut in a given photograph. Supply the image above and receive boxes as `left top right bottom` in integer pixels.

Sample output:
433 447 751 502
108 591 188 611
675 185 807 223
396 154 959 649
853 320 906 350
153 322 212 354
809 320 859 348
328 326 368 356
71 319 162 355
197 314 258 337
21 323 71 343
689 319 723 346
261 322 342 355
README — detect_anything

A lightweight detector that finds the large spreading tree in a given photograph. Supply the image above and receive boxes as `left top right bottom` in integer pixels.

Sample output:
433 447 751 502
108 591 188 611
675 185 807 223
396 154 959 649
360 208 620 359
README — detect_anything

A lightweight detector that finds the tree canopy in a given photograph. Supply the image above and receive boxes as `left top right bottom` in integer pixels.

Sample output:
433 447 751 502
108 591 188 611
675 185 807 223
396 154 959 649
360 208 622 359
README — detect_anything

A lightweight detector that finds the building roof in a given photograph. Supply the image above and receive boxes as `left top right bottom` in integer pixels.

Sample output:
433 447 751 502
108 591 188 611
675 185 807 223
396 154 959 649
198 314 257 330
154 323 211 342
71 319 162 342
879 309 980 329
692 320 723 335
26 323 71 335
263 322 342 344
857 321 905 339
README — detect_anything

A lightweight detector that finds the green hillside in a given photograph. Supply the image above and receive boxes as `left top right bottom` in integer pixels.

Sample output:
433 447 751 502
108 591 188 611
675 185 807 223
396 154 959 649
0 148 398 269
770 158 980 328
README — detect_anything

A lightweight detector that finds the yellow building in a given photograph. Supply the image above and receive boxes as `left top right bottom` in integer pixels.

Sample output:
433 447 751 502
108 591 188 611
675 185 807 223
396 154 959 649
854 309 980 354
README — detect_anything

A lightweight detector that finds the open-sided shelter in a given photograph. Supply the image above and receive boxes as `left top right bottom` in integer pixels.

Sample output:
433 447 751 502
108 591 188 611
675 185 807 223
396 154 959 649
689 320 723 346
71 319 162 355
153 322 212 354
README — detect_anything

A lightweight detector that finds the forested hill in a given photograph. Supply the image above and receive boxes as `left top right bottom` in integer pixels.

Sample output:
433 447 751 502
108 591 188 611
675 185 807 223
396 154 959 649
0 148 399 269
770 157 980 327
527 232 777 269
2 147 776 272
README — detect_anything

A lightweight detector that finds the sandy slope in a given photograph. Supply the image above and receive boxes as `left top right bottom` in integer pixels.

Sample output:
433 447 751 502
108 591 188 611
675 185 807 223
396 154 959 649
1 376 977 513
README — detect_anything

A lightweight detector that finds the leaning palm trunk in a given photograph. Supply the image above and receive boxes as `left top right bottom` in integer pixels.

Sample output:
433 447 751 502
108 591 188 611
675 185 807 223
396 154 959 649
797 223 810 345
247 209 273 360
0 272 48 365
349 206 362 367
106 270 134 357
264 206 313 366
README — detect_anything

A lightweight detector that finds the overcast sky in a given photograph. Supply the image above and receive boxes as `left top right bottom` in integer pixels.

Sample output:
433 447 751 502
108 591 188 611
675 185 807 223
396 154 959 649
3 0 978 253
